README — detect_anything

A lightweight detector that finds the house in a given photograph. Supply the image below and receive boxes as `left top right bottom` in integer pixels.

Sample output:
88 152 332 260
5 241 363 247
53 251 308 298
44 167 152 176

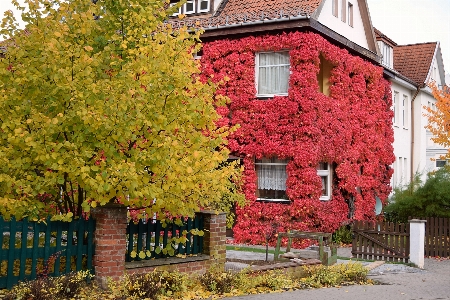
169 0 395 245
375 29 447 188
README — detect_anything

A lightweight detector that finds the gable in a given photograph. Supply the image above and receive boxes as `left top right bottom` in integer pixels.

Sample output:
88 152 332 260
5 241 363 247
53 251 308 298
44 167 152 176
315 0 377 53
394 42 438 87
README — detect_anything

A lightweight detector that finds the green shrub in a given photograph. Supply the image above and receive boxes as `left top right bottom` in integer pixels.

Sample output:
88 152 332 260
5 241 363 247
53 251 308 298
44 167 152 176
332 225 353 245
300 262 369 288
199 265 236 294
384 168 450 223
3 271 91 300
114 270 188 300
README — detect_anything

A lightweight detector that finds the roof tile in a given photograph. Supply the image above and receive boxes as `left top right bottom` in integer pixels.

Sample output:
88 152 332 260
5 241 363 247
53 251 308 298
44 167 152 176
218 0 321 16
394 42 437 86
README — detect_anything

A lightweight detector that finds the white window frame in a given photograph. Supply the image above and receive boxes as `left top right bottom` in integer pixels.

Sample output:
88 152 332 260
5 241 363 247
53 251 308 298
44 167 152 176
255 51 290 98
341 0 347 23
317 162 332 201
436 160 447 168
347 2 353 27
393 91 399 126
255 158 289 202
392 158 397 189
332 0 339 17
184 0 195 14
170 3 181 16
402 94 408 129
197 0 210 13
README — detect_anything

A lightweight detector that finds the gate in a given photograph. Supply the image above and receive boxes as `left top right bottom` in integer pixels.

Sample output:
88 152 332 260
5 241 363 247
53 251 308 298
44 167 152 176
422 217 450 257
352 220 410 263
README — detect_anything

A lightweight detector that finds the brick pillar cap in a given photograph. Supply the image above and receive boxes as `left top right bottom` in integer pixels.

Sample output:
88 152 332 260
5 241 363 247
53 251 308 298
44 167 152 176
409 219 427 223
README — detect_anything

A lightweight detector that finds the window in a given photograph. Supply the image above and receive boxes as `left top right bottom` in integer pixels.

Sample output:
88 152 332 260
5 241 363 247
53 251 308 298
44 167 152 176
402 94 408 129
347 3 353 27
255 158 289 201
436 160 447 168
392 158 397 189
317 162 332 201
170 0 210 15
184 0 195 14
332 0 339 17
256 51 290 97
198 0 210 12
377 41 393 68
170 3 181 16
341 0 347 23
403 158 408 183
318 55 333 96
393 91 399 125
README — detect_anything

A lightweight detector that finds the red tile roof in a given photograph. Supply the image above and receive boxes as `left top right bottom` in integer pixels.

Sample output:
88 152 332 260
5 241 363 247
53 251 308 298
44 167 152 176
394 42 437 86
373 27 397 47
218 0 322 16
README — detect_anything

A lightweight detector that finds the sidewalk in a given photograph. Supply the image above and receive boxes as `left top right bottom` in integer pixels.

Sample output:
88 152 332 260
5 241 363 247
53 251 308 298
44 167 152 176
226 246 424 275
226 258 450 300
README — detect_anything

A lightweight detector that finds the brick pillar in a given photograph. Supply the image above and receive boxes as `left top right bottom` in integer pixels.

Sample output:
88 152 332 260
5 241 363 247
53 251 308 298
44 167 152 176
198 211 227 269
409 219 426 268
91 203 128 288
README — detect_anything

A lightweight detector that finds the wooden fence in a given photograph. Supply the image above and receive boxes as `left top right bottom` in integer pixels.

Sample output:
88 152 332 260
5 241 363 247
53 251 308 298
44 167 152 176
421 217 450 257
352 220 410 262
0 217 95 289
126 215 204 262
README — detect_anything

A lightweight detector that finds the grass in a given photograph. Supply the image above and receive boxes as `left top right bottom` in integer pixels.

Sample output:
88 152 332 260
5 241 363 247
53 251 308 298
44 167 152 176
226 245 284 255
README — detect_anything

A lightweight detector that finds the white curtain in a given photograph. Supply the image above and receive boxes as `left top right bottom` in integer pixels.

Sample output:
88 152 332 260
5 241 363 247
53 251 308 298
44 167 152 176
258 52 289 95
256 163 287 191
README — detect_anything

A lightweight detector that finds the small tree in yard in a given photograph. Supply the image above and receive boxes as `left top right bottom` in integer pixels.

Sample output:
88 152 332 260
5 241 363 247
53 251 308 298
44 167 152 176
0 0 244 222
426 84 450 151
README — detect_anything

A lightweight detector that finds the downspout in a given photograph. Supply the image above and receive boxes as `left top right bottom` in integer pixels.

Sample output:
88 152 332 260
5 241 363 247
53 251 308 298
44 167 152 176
410 87 421 183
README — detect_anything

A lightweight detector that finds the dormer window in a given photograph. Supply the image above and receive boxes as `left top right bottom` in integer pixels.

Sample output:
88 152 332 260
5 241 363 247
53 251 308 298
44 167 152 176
170 0 211 15
378 41 393 69
184 0 195 14
198 0 210 13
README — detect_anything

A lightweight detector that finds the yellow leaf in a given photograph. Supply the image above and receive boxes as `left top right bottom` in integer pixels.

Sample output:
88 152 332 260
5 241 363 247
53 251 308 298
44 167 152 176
84 46 93 51
130 251 137 258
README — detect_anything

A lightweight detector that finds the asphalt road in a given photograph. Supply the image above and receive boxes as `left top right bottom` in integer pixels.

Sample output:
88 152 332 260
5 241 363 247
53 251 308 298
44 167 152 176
225 258 450 300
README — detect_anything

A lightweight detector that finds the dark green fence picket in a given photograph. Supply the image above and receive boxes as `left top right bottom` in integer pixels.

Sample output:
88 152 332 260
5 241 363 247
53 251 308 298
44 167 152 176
126 215 204 262
0 217 95 289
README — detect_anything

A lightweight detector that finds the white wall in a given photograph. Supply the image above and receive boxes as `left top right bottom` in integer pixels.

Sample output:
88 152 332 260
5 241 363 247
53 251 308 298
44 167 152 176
412 89 447 183
391 80 413 189
317 0 369 49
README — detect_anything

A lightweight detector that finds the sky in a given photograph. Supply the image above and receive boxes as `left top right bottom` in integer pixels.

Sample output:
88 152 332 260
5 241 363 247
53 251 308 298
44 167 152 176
367 0 450 72
1 0 450 72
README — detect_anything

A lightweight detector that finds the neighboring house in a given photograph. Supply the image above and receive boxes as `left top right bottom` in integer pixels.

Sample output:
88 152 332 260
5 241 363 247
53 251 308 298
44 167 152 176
171 0 394 245
375 29 447 188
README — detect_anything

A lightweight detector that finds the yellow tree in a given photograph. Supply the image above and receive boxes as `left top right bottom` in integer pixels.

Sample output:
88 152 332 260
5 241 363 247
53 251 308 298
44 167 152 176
0 0 243 222
426 84 450 154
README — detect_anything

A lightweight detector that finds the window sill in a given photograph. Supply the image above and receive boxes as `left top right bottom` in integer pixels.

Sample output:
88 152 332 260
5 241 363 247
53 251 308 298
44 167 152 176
319 196 331 201
256 94 288 99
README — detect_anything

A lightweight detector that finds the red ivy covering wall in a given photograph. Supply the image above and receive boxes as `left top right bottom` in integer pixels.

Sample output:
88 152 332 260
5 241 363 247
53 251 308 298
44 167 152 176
200 32 394 246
